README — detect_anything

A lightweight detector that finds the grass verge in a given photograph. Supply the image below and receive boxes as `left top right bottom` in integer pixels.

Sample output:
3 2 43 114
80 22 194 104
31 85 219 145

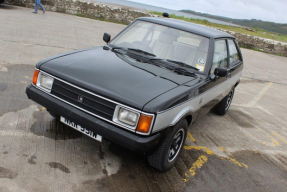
150 11 287 43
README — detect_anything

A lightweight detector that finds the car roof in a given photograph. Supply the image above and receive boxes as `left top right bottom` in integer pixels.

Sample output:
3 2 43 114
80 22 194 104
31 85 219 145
137 17 235 39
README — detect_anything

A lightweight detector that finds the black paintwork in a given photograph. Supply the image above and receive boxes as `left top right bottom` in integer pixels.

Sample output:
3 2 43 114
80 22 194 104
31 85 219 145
29 18 243 134
34 42 242 114
38 47 197 111
36 48 94 69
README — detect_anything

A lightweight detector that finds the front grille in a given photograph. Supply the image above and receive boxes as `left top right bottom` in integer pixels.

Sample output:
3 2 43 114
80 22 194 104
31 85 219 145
51 79 116 120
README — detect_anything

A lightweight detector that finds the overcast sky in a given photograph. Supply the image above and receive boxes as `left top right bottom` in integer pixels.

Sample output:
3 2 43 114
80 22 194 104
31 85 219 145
128 0 286 23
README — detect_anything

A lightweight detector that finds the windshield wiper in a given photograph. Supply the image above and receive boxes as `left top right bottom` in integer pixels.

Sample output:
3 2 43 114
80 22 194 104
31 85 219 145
110 45 125 51
128 48 156 57
173 68 196 77
167 59 199 71
149 59 196 77
109 46 156 58
109 46 128 56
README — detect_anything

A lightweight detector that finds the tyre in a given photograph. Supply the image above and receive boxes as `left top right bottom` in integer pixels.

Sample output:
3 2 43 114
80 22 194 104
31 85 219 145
214 89 234 116
148 119 188 171
0 0 4 4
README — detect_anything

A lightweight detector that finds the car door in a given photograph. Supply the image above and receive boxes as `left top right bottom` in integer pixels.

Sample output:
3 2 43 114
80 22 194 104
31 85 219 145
196 39 229 119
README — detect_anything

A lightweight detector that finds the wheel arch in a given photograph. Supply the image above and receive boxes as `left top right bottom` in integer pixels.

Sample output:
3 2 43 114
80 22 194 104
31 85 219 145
185 114 193 127
170 109 193 128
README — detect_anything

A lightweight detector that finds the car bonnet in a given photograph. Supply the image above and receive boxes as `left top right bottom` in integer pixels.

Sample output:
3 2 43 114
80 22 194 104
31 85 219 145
39 47 198 110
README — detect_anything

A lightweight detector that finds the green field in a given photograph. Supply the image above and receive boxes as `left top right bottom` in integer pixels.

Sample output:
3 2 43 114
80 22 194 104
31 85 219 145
150 11 287 43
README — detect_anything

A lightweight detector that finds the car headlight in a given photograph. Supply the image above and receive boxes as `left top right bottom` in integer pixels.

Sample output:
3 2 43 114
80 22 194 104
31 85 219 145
113 106 154 134
36 73 54 91
117 107 139 126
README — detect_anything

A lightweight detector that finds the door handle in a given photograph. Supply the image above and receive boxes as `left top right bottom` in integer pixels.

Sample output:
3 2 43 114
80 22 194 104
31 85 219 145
227 73 231 78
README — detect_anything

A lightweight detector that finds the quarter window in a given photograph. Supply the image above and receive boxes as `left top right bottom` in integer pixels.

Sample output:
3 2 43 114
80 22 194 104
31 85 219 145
211 40 228 75
228 40 241 66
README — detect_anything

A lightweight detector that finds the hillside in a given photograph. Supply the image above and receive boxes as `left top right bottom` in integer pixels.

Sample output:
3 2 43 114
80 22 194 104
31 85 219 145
180 10 287 35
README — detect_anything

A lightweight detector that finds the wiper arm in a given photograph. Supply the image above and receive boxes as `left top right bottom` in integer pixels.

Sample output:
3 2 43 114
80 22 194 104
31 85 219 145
173 68 196 77
109 46 128 55
108 46 156 57
128 48 156 57
150 59 196 77
167 59 199 71
110 45 125 51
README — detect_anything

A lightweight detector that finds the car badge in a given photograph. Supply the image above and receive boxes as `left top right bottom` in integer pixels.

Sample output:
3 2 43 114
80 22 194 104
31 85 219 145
78 95 84 103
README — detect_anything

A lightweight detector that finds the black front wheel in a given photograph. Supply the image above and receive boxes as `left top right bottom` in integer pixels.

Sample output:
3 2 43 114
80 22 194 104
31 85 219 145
0 0 5 4
148 119 188 171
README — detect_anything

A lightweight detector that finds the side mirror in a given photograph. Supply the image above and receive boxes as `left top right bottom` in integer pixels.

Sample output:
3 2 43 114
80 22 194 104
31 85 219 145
103 33 111 43
214 68 227 77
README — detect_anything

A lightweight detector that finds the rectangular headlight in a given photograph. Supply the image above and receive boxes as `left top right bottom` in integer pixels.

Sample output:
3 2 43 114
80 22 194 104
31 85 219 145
37 73 54 91
118 107 139 126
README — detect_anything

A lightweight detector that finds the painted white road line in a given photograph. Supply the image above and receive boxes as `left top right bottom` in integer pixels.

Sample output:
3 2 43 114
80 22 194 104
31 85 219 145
248 82 273 106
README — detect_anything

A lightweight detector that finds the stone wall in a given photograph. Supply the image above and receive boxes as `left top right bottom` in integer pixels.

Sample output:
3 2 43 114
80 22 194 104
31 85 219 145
224 30 287 56
4 0 287 56
5 0 153 24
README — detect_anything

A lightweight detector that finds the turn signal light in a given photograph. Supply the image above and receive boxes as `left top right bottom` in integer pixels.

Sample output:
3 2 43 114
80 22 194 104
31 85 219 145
32 70 39 85
136 114 153 133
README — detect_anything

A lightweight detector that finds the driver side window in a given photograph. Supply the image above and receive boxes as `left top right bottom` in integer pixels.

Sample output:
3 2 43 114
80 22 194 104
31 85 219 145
210 40 228 75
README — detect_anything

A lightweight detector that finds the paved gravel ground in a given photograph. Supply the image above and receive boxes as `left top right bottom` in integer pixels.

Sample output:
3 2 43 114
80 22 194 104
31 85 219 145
0 5 287 192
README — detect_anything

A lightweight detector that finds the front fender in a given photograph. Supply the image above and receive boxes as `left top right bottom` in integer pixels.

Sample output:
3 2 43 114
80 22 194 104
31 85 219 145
152 104 196 133
36 47 95 69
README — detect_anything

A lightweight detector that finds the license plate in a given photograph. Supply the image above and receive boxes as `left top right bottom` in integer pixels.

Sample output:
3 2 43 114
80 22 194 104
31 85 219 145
60 116 102 142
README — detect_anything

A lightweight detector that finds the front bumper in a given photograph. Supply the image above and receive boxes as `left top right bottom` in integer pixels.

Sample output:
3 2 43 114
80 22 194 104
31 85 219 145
26 84 161 153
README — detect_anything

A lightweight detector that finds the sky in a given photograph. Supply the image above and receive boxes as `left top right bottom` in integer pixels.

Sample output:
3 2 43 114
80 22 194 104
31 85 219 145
128 0 286 23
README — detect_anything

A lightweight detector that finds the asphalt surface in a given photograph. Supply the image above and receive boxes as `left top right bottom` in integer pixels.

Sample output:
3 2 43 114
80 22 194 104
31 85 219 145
0 5 287 192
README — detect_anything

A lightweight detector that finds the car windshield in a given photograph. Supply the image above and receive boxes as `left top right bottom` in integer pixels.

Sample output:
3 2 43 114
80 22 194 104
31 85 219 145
109 20 209 72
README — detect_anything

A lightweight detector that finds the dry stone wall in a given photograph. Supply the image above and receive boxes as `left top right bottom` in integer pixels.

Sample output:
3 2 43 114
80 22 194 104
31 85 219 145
224 30 287 56
5 0 153 24
4 0 287 56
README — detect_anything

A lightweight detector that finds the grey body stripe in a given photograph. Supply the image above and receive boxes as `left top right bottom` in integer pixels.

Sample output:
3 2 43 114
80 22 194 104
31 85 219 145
152 71 242 133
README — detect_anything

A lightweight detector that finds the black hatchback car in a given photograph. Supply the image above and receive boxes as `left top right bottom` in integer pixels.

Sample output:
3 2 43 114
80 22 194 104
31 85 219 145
26 16 243 171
